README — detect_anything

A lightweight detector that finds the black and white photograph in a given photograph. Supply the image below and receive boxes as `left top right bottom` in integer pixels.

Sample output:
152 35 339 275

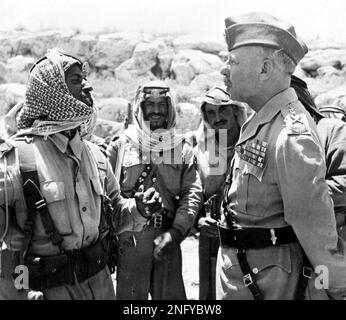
0 0 345 305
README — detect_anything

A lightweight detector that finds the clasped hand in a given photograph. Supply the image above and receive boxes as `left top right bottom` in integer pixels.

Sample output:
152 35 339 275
134 185 163 218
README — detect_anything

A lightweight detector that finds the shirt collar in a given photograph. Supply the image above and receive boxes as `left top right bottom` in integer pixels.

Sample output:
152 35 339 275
48 131 84 159
237 88 298 146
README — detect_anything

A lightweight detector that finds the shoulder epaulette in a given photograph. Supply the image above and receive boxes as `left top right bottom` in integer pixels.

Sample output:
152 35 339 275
0 139 15 159
282 104 311 136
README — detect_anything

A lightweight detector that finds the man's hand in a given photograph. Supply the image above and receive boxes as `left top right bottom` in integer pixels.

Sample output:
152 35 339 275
153 228 184 261
198 217 219 238
27 290 44 300
135 185 163 218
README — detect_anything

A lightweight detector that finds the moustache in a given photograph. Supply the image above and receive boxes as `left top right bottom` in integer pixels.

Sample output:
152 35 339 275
80 90 93 107
148 113 166 118
214 120 227 126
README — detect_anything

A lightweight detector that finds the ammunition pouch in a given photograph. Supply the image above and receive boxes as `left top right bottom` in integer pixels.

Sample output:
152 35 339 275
147 210 173 231
25 238 108 291
101 232 118 274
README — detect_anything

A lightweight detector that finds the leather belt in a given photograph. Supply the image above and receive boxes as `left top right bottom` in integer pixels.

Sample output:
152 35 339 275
219 225 298 249
25 238 108 291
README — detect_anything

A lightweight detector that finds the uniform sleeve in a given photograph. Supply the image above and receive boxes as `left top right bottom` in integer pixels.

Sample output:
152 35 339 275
323 122 346 212
103 156 148 234
0 148 21 249
276 131 346 298
172 143 203 236
105 139 119 173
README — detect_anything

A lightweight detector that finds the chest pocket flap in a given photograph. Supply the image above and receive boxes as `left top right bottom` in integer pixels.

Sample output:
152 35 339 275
90 176 103 196
122 147 141 167
243 162 265 182
41 181 66 203
39 181 72 236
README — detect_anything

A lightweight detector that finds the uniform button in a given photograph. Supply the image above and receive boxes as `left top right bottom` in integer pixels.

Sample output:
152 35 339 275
252 267 259 274
152 177 157 183
142 172 147 177
82 207 87 212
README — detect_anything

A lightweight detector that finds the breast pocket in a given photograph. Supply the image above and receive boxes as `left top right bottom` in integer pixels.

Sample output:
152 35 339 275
39 181 72 237
158 163 181 195
90 176 103 196
234 157 268 217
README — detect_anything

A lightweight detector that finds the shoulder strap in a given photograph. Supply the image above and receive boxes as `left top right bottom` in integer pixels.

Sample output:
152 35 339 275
113 135 127 182
15 137 64 260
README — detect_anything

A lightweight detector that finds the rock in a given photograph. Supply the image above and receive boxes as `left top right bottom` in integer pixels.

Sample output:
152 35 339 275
293 65 308 80
300 49 346 75
68 34 98 61
176 102 201 133
170 61 196 84
97 97 131 123
114 59 156 84
93 118 124 140
4 55 35 83
317 66 341 78
132 41 160 74
14 31 74 58
171 49 223 84
6 55 34 71
0 61 7 83
173 34 226 55
114 40 171 79
157 47 175 78
190 71 224 92
93 32 152 70
0 83 26 116
314 84 346 108
0 35 15 61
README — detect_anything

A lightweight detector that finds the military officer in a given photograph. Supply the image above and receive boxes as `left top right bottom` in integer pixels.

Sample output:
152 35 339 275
217 11 346 300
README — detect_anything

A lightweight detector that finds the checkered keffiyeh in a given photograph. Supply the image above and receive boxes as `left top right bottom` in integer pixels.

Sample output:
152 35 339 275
17 49 93 131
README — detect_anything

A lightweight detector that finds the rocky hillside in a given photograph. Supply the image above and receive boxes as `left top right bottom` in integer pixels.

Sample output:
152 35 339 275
1 30 346 138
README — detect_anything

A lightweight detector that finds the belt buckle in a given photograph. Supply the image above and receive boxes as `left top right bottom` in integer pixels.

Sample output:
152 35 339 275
154 214 162 229
243 273 253 287
302 266 313 279
270 228 277 245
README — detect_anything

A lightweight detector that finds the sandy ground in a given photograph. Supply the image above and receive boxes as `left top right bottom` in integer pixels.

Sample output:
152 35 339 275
181 236 200 300
111 236 200 300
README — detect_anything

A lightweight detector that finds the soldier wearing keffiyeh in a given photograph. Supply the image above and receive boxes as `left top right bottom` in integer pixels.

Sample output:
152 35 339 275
0 49 161 300
107 80 203 300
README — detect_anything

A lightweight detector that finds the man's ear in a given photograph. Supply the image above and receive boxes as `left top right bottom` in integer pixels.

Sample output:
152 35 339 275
259 58 274 80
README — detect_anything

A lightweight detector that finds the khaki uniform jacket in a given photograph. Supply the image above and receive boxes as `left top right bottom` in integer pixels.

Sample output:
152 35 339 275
317 118 346 218
217 88 346 299
0 132 147 257
107 137 203 236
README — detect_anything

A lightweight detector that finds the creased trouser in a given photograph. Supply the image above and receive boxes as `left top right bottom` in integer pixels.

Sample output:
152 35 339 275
116 227 186 300
216 243 304 300
199 234 219 300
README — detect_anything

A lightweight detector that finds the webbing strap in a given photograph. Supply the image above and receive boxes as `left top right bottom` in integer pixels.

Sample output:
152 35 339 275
295 251 313 300
16 138 64 260
237 249 264 300
131 162 155 196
